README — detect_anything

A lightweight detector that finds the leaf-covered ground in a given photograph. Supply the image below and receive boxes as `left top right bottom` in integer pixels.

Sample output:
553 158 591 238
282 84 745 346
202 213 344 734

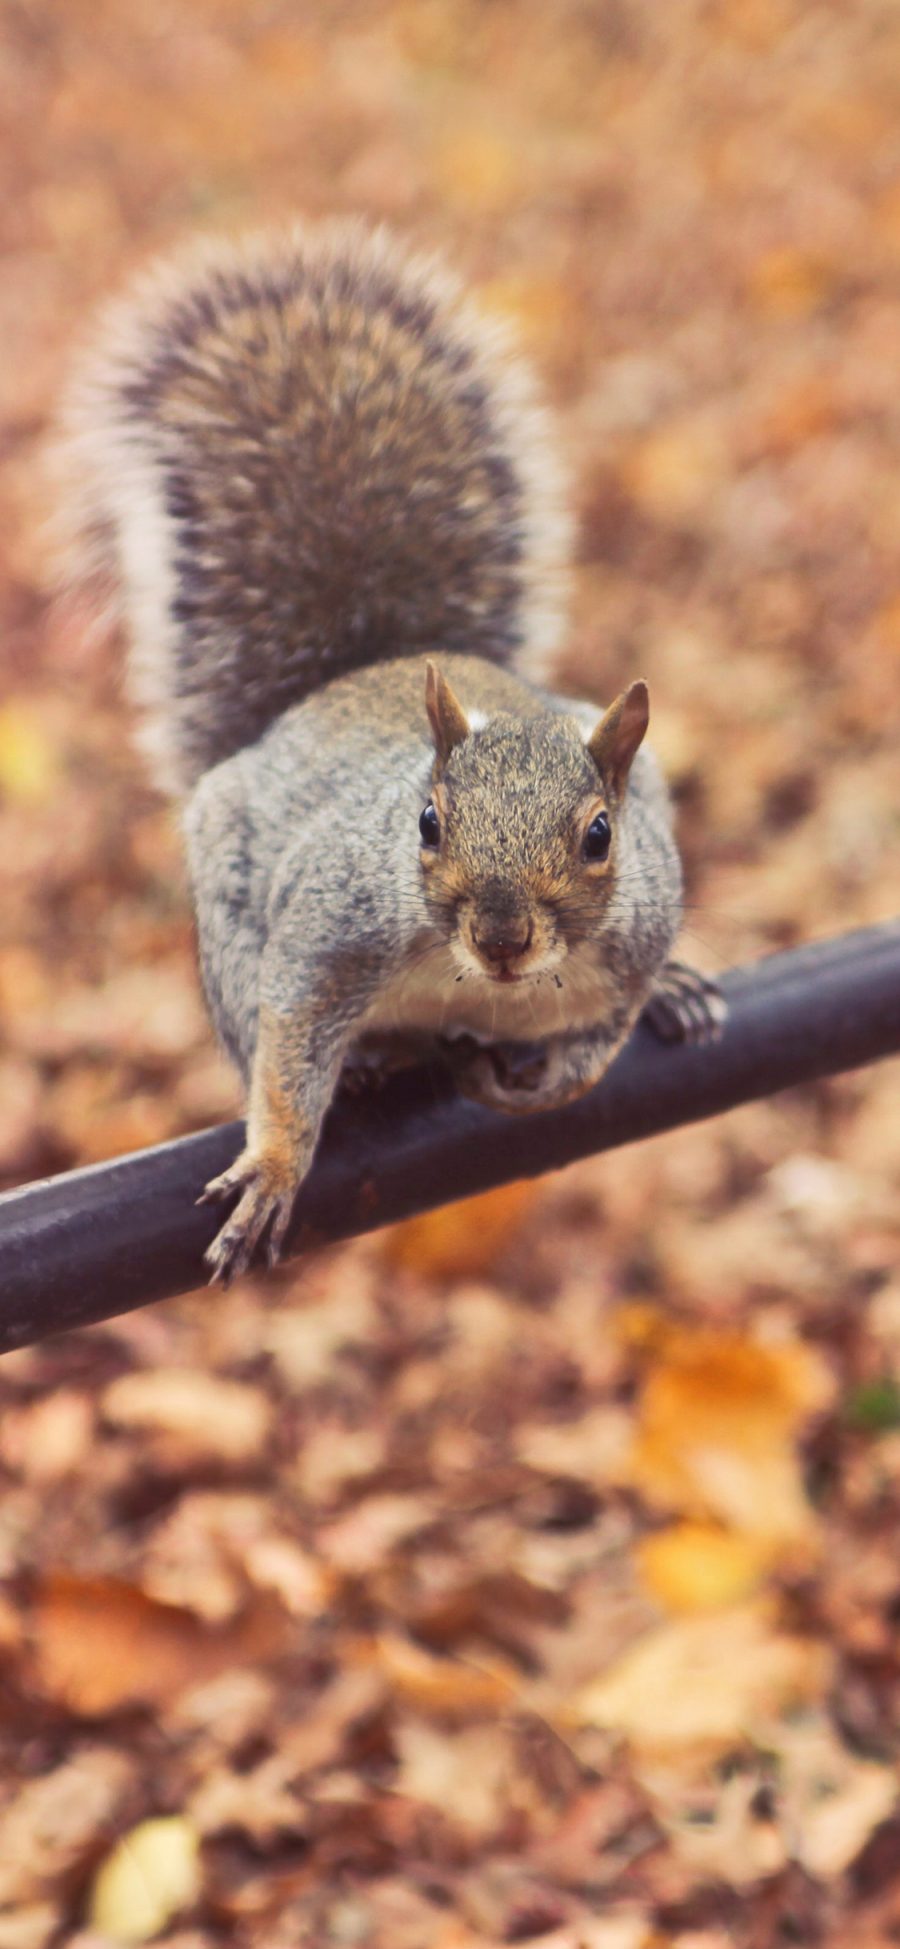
1 2 900 1944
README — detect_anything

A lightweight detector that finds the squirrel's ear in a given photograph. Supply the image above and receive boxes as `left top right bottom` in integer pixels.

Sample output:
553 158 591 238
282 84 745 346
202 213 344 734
586 680 649 798
426 661 470 763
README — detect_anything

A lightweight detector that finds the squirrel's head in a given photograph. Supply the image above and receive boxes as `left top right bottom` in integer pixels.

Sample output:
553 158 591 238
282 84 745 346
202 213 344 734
419 663 649 985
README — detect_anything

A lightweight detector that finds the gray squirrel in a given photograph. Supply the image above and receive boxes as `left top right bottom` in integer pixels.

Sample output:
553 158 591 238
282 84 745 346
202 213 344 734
60 219 723 1283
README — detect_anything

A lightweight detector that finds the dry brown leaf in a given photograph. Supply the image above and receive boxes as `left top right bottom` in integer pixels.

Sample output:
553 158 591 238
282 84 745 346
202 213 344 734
393 1719 513 1838
30 1574 289 1715
0 1906 59 1949
317 1494 435 1576
568 1603 829 1752
170 1668 276 1750
141 1492 331 1623
508 1924 651 1949
369 1632 517 1719
774 1714 899 1879
102 1368 271 1463
189 1752 304 1843
292 1422 387 1502
0 1749 134 1906
643 1763 786 1888
0 1392 93 1483
242 1532 331 1617
261 1261 378 1387
516 1407 632 1487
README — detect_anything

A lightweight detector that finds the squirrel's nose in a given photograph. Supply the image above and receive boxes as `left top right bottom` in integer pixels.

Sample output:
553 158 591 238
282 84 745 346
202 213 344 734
473 918 533 966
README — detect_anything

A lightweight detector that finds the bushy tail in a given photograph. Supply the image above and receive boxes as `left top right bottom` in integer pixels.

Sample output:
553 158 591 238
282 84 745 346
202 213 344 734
56 219 572 794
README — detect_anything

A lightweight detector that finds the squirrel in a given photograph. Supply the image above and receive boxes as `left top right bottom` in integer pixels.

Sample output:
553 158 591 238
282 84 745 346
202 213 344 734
59 218 724 1284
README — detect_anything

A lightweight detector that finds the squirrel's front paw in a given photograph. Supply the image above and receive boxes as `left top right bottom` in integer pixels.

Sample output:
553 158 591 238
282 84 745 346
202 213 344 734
199 1147 301 1285
643 960 727 1046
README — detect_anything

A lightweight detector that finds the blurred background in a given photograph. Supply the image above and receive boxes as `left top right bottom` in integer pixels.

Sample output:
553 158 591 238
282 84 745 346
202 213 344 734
0 3 899 1944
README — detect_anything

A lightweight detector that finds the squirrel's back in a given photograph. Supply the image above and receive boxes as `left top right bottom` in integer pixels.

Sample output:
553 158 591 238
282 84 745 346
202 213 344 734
60 220 571 792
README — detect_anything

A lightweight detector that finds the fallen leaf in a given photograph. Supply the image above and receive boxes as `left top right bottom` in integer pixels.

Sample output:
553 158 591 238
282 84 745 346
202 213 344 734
626 1325 830 1546
31 1575 289 1715
370 1632 517 1719
568 1603 829 1751
189 1752 304 1843
0 1392 93 1483
382 1181 533 1280
0 703 60 805
637 1522 770 1612
0 1750 134 1906
394 1720 512 1838
642 1761 786 1888
0 1905 59 1949
775 1713 899 1879
318 1495 435 1576
89 1816 200 1943
102 1369 271 1463
516 1407 632 1487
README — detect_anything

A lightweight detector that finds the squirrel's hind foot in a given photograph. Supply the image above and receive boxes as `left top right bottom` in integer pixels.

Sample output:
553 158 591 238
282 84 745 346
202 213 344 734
643 960 727 1046
200 1149 297 1285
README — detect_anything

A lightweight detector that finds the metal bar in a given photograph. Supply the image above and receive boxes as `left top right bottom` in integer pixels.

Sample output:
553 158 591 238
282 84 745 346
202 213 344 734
1 920 898 1355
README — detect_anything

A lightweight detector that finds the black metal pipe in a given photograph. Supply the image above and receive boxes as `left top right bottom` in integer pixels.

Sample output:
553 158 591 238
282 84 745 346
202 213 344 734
1 920 899 1355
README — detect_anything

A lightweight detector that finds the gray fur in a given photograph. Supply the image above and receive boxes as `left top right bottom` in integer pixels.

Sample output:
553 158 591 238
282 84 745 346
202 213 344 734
184 649 683 1103
62 221 570 793
61 222 698 1281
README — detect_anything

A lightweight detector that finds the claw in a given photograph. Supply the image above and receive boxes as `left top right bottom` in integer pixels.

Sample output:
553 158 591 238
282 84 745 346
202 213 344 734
643 962 727 1046
199 1147 298 1284
266 1199 293 1269
197 1158 258 1207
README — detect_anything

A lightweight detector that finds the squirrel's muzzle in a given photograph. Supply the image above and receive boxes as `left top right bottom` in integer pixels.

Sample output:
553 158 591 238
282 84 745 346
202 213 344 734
471 915 534 970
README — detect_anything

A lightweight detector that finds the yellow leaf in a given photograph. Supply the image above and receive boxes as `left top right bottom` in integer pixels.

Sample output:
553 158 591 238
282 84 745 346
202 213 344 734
637 1522 770 1613
382 1180 532 1279
0 704 58 805
89 1816 200 1943
568 1603 829 1752
625 1325 829 1546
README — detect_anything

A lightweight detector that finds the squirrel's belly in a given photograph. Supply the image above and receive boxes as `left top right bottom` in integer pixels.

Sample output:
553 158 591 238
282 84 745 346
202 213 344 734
360 946 619 1044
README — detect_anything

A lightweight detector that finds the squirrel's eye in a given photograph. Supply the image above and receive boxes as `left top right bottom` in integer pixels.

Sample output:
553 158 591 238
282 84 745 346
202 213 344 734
584 811 612 862
419 801 440 848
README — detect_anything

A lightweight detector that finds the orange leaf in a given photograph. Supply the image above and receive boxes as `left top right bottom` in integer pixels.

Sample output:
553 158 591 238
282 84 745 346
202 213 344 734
637 1522 770 1613
624 1324 830 1546
31 1575 289 1717
369 1632 516 1719
382 1180 533 1280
